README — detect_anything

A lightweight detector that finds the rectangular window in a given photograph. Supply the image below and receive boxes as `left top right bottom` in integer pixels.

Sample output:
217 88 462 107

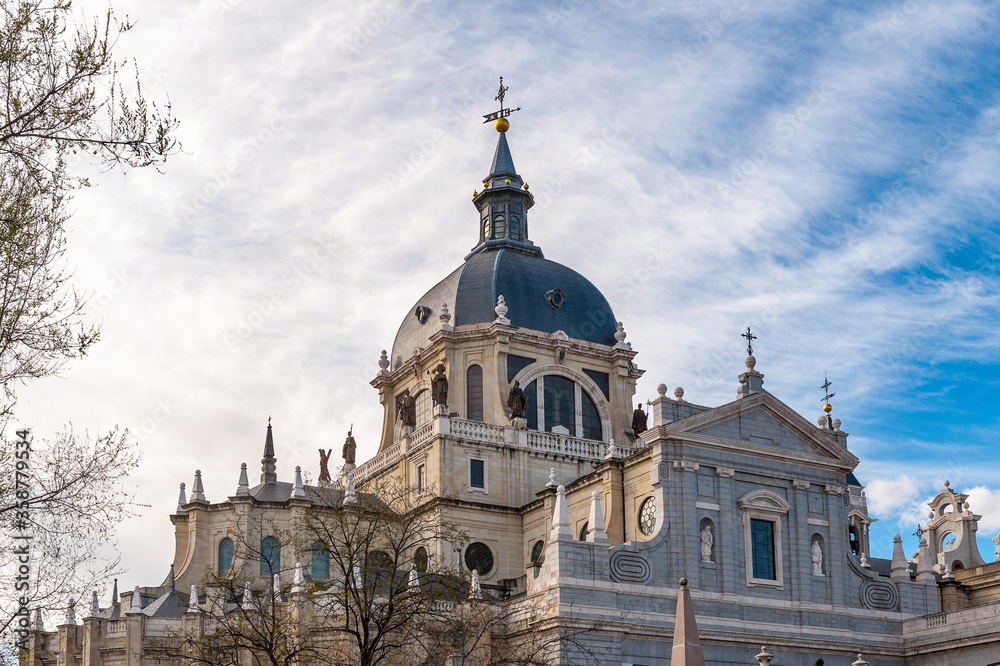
416 464 425 492
524 380 538 431
583 369 610 400
543 375 576 436
750 519 776 580
470 459 485 489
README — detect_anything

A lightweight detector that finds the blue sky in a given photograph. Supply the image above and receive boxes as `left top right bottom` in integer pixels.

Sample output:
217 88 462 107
12 0 1000 599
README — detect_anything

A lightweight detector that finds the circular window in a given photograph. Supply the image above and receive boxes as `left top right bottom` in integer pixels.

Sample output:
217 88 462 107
638 497 656 536
529 539 544 563
464 542 494 575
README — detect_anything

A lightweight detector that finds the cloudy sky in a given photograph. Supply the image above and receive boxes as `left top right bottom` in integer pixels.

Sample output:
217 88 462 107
13 0 1000 594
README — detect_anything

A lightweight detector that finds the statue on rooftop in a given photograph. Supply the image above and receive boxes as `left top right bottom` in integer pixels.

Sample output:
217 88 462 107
398 390 416 428
993 533 1000 562
507 380 527 419
631 404 648 436
318 449 333 483
432 364 448 406
342 429 357 465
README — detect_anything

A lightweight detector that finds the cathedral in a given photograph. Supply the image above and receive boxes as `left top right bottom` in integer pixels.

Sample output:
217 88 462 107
21 107 1000 665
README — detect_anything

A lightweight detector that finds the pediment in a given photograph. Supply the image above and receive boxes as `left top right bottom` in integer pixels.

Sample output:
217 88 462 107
669 392 858 469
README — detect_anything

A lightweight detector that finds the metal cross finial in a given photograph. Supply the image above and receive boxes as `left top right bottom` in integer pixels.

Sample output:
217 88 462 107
741 327 757 356
495 77 508 108
821 374 835 404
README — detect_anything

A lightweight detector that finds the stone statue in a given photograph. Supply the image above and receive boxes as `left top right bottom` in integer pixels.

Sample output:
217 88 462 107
507 380 527 419
812 539 824 576
342 430 357 465
700 524 713 562
993 533 1000 562
631 404 648 436
398 390 416 428
318 448 333 482
431 363 448 406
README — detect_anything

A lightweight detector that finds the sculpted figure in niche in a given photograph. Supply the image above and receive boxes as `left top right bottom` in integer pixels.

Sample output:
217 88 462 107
812 539 824 576
342 429 357 466
631 404 648 436
700 524 713 562
431 364 448 406
398 391 416 428
507 380 527 419
318 449 333 483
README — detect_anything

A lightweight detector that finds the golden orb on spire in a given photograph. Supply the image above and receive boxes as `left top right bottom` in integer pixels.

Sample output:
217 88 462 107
823 403 833 413
495 117 509 133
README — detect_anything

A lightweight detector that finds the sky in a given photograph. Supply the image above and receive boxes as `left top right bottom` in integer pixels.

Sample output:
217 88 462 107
10 0 1000 600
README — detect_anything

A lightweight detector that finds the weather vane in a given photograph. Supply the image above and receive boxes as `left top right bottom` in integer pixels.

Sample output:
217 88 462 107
821 374 835 404
482 76 521 124
741 326 757 356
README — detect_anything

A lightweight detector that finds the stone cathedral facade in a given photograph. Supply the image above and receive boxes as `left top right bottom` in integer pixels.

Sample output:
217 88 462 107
22 122 1000 666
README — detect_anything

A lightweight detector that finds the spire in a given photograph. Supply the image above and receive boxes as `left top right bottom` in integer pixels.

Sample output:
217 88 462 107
261 418 277 484
237 463 250 495
670 578 706 666
291 466 306 499
91 590 99 616
129 587 143 614
176 482 187 512
550 485 571 541
191 470 206 501
586 490 608 545
112 578 119 607
168 564 175 590
467 88 539 260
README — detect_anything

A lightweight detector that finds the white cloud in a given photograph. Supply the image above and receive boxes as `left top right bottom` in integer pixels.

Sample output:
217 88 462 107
965 487 1000 534
866 475 922 518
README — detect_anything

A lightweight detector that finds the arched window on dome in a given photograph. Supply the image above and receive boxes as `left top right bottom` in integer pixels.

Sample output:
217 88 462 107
544 375 576 434
261 536 280 576
311 541 330 580
492 214 506 239
415 389 431 427
218 538 234 576
467 365 483 421
524 380 538 430
581 390 602 441
509 215 520 240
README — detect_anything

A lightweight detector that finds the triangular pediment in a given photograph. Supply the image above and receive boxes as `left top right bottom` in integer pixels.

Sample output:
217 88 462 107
669 392 858 469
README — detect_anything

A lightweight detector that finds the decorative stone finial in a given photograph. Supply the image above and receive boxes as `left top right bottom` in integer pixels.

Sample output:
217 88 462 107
816 415 827 428
852 654 870 666
261 420 277 484
191 470 206 502
860 552 870 568
657 383 667 397
439 302 452 330
33 608 43 631
378 349 390 374
469 569 483 599
551 484 571 540
831 418 842 431
409 561 419 588
291 466 306 499
292 561 306 594
129 587 143 614
66 598 77 625
587 490 608 545
944 479 951 489
176 482 187 512
755 646 774 666
495 295 510 325
605 439 618 461
241 582 254 610
614 322 627 344
673 386 684 401
679 577 688 587
237 463 250 495
91 590 99 616
187 585 199 613
745 354 756 370
547 468 557 487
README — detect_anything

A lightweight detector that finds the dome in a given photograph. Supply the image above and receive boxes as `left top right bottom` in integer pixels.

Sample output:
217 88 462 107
391 248 617 369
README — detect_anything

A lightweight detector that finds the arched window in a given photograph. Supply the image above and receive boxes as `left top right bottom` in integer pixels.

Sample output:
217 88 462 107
581 390 602 441
579 522 589 542
466 365 483 421
366 551 394 589
524 380 538 430
492 214 506 239
311 541 330 580
544 375 576 434
415 389 432 426
529 539 545 564
261 536 280 576
414 547 428 573
218 538 234 576
509 215 520 240
848 526 860 555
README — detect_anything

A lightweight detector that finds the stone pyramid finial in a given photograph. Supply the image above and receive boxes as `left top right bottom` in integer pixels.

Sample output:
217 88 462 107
33 608 43 631
237 463 250 495
587 491 608 545
65 598 77 625
129 586 143 614
670 578 706 666
176 482 187 512
916 537 935 583
112 578 119 606
191 470 206 501
291 466 306 499
261 419 277 484
891 534 909 581
343 471 357 504
551 485 571 540
91 589 99 616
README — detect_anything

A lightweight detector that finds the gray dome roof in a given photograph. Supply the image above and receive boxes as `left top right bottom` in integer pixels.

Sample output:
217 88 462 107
391 248 617 368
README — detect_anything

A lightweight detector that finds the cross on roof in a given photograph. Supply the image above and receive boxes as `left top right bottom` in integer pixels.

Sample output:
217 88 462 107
495 77 508 107
741 327 757 356
483 77 521 124
821 374 835 404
